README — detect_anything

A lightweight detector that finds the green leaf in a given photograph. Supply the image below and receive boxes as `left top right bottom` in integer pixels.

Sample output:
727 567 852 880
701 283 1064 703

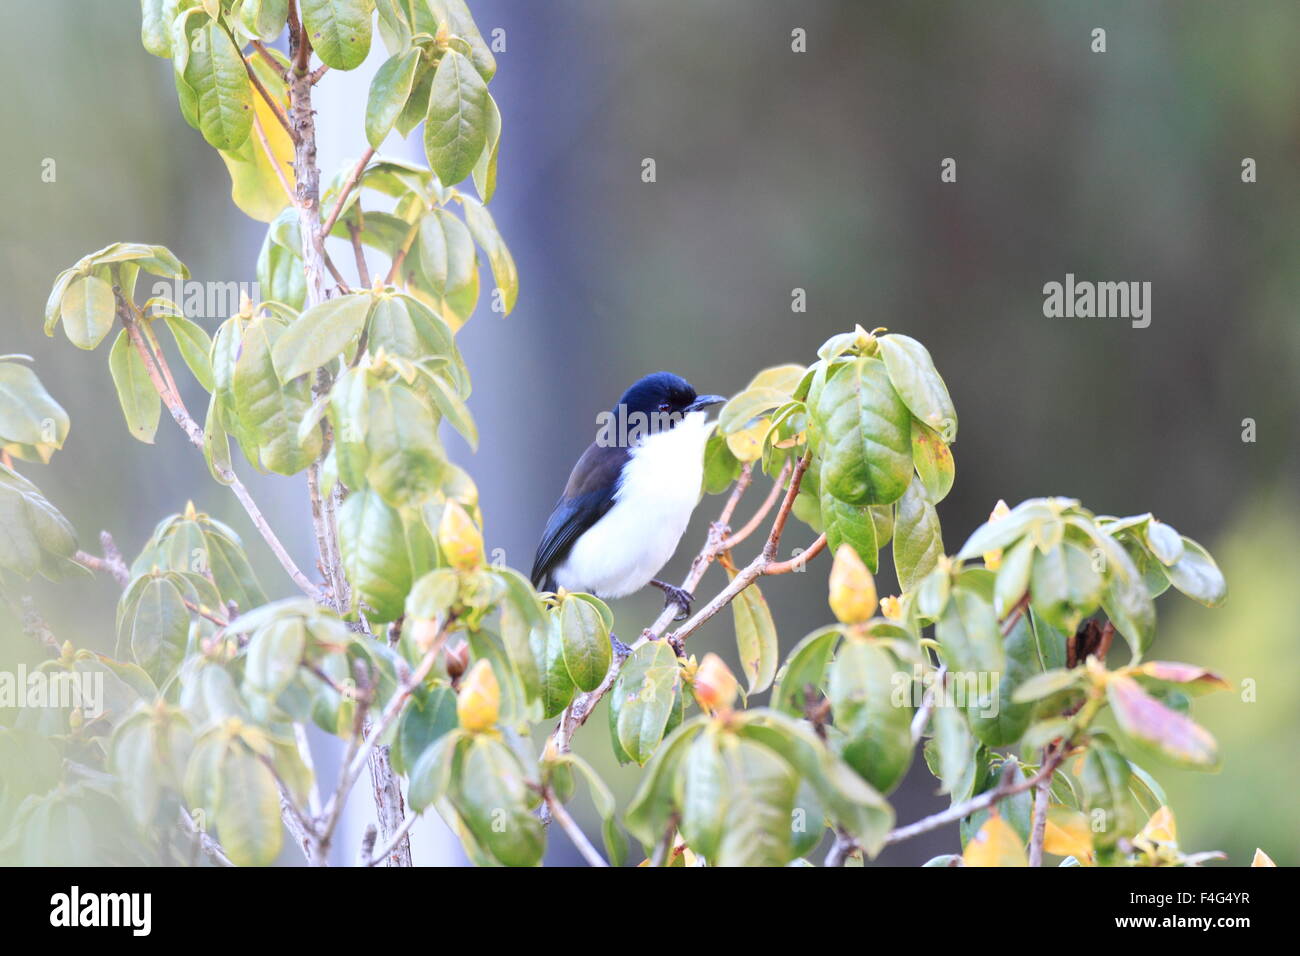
366 48 422 147
108 329 161 443
535 613 576 719
163 314 215 391
461 195 518 315
471 91 502 203
611 641 680 765
59 275 116 350
141 0 174 57
364 380 444 508
967 611 1039 747
244 617 306 698
702 428 742 494
813 356 912 506
931 701 975 796
416 209 479 322
877 333 957 440
451 735 545 866
820 462 880 572
1106 674 1220 770
828 639 912 793
935 579 1004 676
300 0 374 71
127 576 190 683
420 366 478 450
735 711 894 857
714 735 800 866
772 626 840 716
1163 536 1227 607
271 293 372 383
183 20 255 151
214 739 283 867
559 594 611 693
231 316 321 474
338 489 412 620
424 49 489 187
392 686 457 776
1078 738 1141 853
0 361 69 460
893 478 943 594
678 727 727 859
731 578 779 694
238 0 290 43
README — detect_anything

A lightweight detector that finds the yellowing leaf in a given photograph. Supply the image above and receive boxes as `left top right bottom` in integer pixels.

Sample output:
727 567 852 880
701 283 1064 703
725 418 772 462
963 813 1027 867
1137 805 1178 846
1043 806 1094 864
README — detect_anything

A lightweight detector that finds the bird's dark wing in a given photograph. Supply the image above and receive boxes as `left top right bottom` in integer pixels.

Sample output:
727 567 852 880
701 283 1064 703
530 442 628 589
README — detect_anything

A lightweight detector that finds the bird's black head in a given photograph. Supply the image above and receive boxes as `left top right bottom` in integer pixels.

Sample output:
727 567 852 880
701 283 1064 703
614 372 725 430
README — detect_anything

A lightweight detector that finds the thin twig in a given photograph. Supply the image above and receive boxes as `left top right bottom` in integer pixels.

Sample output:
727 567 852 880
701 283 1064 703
236 42 293 136
546 792 609 867
1028 748 1051 867
365 813 419 867
883 744 1068 848
718 463 788 551
179 809 235 867
114 295 320 601
320 146 375 240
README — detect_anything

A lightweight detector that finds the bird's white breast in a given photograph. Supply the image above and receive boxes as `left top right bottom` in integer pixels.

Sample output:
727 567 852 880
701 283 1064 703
553 412 712 599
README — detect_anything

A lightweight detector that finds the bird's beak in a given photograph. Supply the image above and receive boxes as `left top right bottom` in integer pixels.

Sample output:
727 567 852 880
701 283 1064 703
685 394 727 413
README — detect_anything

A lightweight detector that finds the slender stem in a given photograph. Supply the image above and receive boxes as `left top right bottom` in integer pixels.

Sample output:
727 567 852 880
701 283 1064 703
180 808 235 867
235 42 293 136
115 296 319 600
545 792 609 867
718 463 787 551
385 220 421 285
251 110 296 205
1028 749 1051 867
320 146 376 240
883 745 1068 848
366 812 419 867
317 618 452 849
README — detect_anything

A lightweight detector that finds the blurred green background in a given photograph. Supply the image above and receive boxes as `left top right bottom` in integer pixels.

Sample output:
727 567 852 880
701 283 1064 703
1 1 1296 865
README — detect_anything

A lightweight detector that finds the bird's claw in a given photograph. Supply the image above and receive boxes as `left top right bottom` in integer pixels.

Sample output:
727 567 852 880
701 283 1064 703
660 584 693 621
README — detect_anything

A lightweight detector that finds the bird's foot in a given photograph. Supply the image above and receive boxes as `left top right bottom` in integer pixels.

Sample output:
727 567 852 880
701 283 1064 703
651 579 693 621
609 632 632 658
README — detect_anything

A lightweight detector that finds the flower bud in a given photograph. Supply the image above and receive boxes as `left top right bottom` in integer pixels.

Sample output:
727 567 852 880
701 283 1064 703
827 544 877 624
444 638 469 680
692 652 738 714
983 499 1011 569
456 659 500 732
438 500 484 571
411 617 442 654
880 595 903 620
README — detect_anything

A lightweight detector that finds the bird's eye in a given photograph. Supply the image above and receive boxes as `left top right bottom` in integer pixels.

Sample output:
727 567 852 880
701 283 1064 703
657 401 671 412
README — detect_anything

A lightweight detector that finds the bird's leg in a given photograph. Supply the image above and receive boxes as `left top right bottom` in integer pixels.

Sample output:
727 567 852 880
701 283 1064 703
650 579 693 621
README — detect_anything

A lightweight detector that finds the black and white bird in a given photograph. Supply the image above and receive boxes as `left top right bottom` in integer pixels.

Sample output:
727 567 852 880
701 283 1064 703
530 372 725 619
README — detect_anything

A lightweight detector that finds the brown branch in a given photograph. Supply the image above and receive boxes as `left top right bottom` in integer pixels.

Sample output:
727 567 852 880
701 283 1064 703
250 40 286 78
180 808 235 867
320 146 376 240
316 616 454 853
718 463 788 550
114 296 320 601
235 42 293 136
384 220 421 285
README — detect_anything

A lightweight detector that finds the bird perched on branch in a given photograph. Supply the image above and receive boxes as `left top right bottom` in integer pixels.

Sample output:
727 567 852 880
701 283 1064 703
530 372 725 620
